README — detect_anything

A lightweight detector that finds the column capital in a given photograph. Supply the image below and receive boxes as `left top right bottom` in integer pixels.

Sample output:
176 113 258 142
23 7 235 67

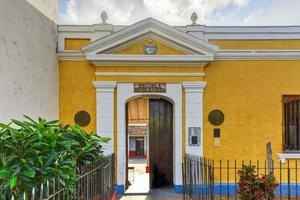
93 81 117 93
182 81 207 93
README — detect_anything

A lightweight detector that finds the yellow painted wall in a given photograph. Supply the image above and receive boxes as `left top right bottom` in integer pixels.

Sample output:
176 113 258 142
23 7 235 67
114 39 186 55
59 60 96 132
203 60 300 161
209 39 300 50
64 38 91 50
59 37 300 183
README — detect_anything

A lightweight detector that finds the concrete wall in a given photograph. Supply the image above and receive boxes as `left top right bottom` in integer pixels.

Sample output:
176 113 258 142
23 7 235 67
0 0 58 123
26 0 58 23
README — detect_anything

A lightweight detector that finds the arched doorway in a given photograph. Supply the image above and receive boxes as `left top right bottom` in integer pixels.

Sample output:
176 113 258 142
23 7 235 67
125 97 174 193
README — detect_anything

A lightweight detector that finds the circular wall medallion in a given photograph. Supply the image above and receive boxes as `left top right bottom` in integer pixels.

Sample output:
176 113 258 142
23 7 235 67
208 110 224 126
74 110 91 127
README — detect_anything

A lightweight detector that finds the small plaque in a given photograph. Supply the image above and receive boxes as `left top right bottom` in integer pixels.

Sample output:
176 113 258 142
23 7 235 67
188 127 201 146
214 128 220 138
74 110 91 127
134 83 166 93
208 110 225 126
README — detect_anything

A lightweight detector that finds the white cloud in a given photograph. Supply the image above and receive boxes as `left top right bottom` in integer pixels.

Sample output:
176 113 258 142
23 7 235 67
59 0 300 26
244 0 300 26
59 0 250 25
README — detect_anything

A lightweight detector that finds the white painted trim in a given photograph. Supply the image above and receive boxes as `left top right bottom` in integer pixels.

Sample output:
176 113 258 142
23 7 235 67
102 33 198 55
117 83 183 188
216 50 300 60
95 72 205 77
93 81 117 93
278 153 300 163
82 18 219 55
58 52 85 60
183 81 207 93
128 123 147 126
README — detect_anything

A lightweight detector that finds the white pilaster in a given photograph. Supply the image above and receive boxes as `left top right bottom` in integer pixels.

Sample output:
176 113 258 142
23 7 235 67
93 81 117 155
183 81 207 157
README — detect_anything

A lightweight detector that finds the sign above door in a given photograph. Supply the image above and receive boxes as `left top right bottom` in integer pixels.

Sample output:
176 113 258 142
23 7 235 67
134 83 166 93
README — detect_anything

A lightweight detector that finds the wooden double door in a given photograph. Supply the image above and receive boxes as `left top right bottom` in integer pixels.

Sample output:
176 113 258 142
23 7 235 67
149 99 173 188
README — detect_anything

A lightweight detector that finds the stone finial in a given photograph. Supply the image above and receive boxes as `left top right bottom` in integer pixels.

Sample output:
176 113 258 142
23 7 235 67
191 12 198 25
101 11 108 24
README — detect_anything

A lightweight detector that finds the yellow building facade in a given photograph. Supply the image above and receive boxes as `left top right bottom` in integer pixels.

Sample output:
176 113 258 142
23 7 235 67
58 18 300 193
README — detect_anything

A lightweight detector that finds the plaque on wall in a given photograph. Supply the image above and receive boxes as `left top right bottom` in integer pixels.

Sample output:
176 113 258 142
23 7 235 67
208 110 224 126
134 83 166 93
74 110 91 127
188 127 201 146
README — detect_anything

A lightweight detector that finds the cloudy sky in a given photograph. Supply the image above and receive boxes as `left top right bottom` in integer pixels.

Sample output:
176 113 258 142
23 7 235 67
59 0 300 26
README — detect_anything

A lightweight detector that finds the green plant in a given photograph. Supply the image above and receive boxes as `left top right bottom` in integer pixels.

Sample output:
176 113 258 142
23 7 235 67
0 115 109 199
238 165 278 200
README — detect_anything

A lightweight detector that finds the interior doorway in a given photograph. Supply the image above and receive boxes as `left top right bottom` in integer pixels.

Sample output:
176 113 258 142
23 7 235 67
125 97 173 194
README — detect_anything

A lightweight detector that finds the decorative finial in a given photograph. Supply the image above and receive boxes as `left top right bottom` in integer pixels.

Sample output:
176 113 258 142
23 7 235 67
101 11 108 24
191 12 198 25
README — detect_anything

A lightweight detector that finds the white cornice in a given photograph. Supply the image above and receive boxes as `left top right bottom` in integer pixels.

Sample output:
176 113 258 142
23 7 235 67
95 72 205 77
82 18 219 56
93 81 117 93
58 51 85 60
182 81 207 93
87 54 212 66
216 50 300 60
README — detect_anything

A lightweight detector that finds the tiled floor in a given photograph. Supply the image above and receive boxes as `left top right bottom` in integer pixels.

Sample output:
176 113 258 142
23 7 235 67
126 159 149 194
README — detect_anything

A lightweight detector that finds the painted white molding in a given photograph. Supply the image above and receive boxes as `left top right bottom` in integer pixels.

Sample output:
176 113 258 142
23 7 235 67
93 81 117 92
102 33 199 55
182 81 207 93
278 153 300 163
183 81 207 157
95 72 205 77
82 18 219 55
58 50 300 61
58 52 85 60
93 81 117 156
87 54 213 66
128 123 147 126
216 50 300 60
117 83 183 188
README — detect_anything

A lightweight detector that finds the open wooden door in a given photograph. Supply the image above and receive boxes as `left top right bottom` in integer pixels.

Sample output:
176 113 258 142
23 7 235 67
149 98 173 188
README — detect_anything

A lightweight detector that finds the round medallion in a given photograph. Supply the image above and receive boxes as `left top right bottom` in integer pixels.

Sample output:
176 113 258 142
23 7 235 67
208 110 224 126
74 110 91 127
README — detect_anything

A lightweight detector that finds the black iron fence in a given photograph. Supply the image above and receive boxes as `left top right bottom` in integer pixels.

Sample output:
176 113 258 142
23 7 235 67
13 154 115 200
183 154 300 200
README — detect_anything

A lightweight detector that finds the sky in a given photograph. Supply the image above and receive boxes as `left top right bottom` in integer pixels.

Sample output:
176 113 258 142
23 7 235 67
59 0 300 26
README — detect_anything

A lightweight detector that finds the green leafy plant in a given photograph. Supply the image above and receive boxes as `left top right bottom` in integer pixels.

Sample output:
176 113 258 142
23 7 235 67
0 115 109 199
238 165 278 200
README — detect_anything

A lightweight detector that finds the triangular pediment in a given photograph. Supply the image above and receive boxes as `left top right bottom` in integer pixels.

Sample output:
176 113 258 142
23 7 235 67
82 18 219 56
82 18 219 66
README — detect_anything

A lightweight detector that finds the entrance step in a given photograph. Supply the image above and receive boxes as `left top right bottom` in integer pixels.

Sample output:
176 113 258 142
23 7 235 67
119 188 182 200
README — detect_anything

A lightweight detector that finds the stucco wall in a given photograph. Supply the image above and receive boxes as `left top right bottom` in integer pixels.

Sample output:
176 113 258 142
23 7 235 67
26 0 58 23
0 0 58 123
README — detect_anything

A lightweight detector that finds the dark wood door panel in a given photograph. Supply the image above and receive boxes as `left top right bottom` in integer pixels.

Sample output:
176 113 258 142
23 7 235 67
149 99 173 188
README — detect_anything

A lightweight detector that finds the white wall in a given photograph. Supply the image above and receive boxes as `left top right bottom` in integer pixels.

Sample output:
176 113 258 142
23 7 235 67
0 0 58 123
26 0 58 23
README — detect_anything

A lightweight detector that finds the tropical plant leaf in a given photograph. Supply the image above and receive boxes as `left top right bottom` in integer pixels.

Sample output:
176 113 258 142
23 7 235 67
9 176 17 189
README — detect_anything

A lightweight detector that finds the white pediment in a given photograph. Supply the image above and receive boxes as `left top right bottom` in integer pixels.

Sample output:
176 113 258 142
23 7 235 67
82 18 219 66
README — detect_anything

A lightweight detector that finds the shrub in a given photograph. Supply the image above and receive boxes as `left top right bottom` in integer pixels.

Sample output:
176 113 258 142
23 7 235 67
238 165 278 200
0 116 109 199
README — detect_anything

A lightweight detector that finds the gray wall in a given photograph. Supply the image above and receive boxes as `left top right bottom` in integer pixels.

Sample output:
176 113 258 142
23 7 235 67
0 0 58 122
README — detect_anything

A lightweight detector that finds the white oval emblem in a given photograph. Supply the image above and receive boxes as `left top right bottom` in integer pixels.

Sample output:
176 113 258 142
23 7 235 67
143 44 158 55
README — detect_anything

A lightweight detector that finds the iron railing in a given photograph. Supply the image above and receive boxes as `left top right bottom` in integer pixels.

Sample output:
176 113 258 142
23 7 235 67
183 154 300 200
9 154 115 200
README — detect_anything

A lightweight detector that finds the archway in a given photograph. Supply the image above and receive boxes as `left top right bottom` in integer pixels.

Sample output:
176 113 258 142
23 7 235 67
125 96 174 193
